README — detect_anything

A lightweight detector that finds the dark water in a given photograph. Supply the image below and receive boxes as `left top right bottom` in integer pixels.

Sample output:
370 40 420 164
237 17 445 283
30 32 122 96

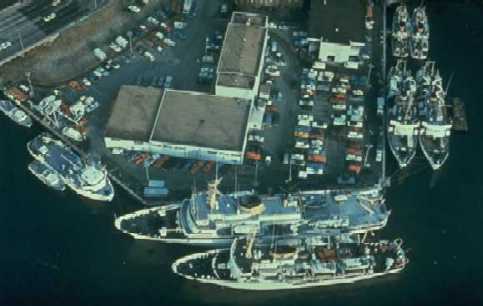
2 1 483 305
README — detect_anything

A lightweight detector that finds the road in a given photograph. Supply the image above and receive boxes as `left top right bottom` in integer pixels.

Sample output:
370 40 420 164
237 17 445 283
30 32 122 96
0 0 107 66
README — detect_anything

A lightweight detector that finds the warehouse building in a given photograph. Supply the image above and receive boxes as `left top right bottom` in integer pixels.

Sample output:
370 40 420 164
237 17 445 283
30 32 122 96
215 12 269 101
105 86 253 164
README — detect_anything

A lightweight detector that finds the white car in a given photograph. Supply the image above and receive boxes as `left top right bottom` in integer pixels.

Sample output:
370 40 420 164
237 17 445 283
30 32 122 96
128 6 141 13
43 12 56 23
51 0 61 6
143 51 155 62
0 41 12 50
147 17 159 25
376 149 383 162
109 42 122 53
82 78 92 87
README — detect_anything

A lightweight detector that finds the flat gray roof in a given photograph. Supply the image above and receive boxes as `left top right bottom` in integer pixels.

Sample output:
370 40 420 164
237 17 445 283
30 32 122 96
105 85 162 141
217 14 266 88
150 90 251 151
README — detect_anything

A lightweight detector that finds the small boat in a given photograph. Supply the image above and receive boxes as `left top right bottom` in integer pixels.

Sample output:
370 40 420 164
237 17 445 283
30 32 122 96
392 5 411 58
410 6 430 60
0 100 32 128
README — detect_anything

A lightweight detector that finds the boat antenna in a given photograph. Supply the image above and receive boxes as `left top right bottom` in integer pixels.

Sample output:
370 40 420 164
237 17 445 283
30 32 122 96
234 165 238 198
445 72 455 96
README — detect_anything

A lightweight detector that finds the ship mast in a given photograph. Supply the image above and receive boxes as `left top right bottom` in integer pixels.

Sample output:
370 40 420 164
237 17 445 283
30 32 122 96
207 177 222 211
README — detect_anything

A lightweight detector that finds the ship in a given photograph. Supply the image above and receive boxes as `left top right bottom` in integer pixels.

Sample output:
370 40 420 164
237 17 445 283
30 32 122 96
28 160 66 191
417 62 452 170
172 234 408 290
392 5 411 58
387 60 419 168
27 133 115 201
0 99 32 128
115 178 390 245
410 6 429 60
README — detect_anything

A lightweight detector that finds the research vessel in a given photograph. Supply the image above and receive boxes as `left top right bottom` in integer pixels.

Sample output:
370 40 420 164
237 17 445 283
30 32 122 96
0 99 32 128
172 234 408 290
387 60 419 168
27 133 114 201
392 5 411 58
410 6 429 60
115 179 390 245
28 160 66 191
417 62 452 170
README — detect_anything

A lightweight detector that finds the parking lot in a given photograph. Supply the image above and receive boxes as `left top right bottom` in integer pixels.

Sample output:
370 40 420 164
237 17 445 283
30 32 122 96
1 0 385 203
0 0 106 66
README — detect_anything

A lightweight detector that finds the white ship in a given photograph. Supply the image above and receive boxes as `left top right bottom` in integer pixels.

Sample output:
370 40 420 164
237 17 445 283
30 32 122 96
115 179 390 245
0 99 32 128
387 60 419 168
410 6 429 60
172 234 408 290
417 62 452 170
27 133 114 201
392 5 411 58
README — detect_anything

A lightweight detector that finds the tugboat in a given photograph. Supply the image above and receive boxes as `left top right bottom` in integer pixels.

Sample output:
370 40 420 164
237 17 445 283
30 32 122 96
410 6 430 60
392 5 411 58
417 62 452 170
387 60 419 168
0 100 32 128
172 234 408 290
115 178 390 245
28 160 65 191
27 133 114 201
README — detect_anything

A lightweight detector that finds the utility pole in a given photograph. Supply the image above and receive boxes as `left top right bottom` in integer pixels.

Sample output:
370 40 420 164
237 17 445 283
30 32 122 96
127 31 134 57
25 72 34 97
18 32 24 51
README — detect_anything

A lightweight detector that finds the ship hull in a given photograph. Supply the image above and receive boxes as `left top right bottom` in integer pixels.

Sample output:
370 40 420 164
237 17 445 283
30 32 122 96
387 134 417 168
115 205 389 245
28 162 66 191
172 250 405 291
419 134 450 170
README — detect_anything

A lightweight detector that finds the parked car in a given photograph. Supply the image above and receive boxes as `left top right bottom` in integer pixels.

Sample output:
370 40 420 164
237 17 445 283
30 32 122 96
128 5 141 13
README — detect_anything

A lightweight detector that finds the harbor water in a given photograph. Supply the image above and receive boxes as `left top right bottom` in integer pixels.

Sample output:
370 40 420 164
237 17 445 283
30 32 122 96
1 0 483 305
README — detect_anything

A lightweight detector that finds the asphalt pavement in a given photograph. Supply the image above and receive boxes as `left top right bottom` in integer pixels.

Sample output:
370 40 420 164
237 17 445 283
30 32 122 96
0 0 106 65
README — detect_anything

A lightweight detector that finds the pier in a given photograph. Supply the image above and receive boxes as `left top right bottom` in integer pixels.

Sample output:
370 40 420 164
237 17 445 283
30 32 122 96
15 100 149 206
451 97 468 132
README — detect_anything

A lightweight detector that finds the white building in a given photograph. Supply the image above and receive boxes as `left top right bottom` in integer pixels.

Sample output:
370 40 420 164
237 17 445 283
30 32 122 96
317 41 366 69
215 12 269 101
105 87 252 165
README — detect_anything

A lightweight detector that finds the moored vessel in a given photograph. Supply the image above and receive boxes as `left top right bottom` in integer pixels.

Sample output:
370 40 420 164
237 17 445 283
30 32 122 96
115 179 390 245
417 62 451 170
27 133 114 201
387 60 419 168
0 99 32 128
392 5 411 58
410 6 429 60
172 234 408 290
